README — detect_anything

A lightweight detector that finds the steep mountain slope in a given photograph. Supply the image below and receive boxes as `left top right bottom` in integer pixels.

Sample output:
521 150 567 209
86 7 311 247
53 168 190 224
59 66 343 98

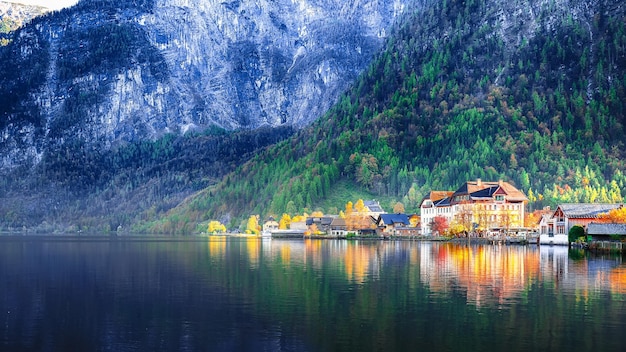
0 1 47 41
167 0 626 231
0 0 414 231
0 0 413 170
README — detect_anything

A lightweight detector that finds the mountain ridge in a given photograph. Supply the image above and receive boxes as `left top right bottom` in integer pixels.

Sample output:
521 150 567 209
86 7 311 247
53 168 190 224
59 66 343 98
0 0 414 171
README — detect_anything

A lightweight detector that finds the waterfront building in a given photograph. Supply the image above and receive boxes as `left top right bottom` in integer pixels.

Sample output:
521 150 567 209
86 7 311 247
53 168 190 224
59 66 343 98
420 179 528 236
376 214 411 237
539 203 623 245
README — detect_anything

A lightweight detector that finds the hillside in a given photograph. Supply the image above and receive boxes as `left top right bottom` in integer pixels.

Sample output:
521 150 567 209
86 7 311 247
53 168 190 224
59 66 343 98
0 0 415 231
0 0 414 170
162 0 626 232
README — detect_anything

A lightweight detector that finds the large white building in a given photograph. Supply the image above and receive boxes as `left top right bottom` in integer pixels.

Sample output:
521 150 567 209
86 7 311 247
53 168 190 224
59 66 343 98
420 179 528 236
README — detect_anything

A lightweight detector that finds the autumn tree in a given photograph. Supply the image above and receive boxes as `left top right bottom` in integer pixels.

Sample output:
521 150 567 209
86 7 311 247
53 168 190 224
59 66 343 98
246 215 261 235
455 204 473 233
598 207 626 223
208 220 226 234
354 199 366 213
345 201 354 216
279 213 291 229
308 223 321 235
430 216 449 236
344 199 375 231
393 202 405 213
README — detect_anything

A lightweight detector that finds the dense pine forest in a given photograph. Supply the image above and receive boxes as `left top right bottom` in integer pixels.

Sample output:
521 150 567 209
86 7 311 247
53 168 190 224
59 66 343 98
157 0 626 232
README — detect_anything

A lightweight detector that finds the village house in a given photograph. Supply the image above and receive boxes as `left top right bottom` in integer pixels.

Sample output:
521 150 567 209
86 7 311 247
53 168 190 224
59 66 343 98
330 217 348 237
420 179 528 236
262 217 279 234
376 214 411 237
587 222 626 241
306 216 334 234
364 200 386 217
539 203 623 245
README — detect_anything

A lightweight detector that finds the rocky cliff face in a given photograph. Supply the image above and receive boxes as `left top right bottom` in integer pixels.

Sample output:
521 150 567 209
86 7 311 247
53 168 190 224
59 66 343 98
0 1 47 30
0 0 412 169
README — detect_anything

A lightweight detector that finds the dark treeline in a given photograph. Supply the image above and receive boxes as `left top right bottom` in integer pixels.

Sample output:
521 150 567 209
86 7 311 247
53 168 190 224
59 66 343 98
0 126 294 231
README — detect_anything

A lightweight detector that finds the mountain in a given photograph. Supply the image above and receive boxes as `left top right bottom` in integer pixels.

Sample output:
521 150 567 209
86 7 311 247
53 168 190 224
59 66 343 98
0 0 414 231
0 0 413 171
0 1 47 44
161 0 626 232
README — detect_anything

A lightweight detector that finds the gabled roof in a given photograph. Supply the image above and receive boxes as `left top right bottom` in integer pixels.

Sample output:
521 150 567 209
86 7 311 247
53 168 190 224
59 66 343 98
453 179 527 202
433 196 451 207
470 186 499 199
587 222 626 235
429 191 454 202
330 217 347 228
378 214 410 226
364 200 385 213
306 217 334 226
554 204 622 219
420 191 454 207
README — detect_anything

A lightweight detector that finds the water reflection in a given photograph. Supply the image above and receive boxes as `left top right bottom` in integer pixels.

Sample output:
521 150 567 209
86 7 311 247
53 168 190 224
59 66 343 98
207 238 626 304
4 238 626 351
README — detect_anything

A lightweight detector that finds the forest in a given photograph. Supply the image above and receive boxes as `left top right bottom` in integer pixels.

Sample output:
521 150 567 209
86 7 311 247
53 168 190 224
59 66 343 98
157 0 626 232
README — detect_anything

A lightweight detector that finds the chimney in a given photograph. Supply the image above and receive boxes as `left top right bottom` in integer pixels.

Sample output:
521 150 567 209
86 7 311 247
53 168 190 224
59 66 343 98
476 178 482 186
498 179 503 187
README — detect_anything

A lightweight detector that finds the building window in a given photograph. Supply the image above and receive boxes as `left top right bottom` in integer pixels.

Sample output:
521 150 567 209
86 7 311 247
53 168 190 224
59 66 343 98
557 225 565 234
495 195 504 201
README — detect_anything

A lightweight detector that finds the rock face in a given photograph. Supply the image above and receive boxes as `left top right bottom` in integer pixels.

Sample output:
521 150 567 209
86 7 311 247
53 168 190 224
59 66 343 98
0 0 412 169
0 1 47 30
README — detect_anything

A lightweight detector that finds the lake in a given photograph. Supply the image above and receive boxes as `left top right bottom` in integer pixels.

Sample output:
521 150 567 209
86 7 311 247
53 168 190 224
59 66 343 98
1 237 626 351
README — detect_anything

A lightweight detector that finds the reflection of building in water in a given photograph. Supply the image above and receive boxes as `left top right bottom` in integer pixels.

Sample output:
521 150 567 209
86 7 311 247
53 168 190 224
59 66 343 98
269 240 306 268
539 246 569 285
539 246 626 295
420 243 541 307
608 267 626 294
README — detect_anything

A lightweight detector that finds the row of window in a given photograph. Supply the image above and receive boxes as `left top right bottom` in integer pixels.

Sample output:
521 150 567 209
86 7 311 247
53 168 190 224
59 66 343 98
422 203 522 215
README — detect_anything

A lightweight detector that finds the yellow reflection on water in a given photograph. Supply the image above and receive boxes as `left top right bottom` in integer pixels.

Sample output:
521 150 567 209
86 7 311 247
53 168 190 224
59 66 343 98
207 236 226 259
609 267 626 294
245 237 260 268
421 243 541 307
343 242 372 284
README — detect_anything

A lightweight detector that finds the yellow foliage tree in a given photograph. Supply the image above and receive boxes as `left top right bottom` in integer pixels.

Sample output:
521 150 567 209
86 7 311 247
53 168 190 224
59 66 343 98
279 213 291 229
599 207 626 224
308 223 321 235
246 215 260 235
311 210 324 217
292 214 307 223
354 199 366 213
208 220 226 234
345 201 354 216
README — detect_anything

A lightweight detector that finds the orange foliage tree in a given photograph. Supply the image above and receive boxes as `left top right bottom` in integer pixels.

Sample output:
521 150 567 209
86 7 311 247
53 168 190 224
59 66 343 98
430 216 449 236
598 207 626 223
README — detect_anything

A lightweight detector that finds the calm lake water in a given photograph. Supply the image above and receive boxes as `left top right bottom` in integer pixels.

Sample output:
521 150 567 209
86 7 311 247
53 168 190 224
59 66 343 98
1 237 626 352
